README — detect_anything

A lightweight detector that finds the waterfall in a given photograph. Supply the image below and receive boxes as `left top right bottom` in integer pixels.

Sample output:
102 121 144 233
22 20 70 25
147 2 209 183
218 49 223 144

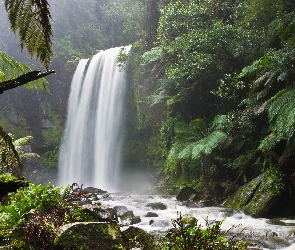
58 46 131 191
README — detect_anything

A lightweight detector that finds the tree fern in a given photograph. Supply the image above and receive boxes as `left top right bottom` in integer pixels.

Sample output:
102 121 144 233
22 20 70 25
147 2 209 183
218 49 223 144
4 0 53 69
259 87 295 151
168 116 228 161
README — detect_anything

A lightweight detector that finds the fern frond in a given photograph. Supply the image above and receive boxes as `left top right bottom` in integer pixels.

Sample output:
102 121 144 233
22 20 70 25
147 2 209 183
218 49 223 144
209 115 227 132
268 87 295 123
5 0 53 69
191 130 227 159
0 51 50 91
189 118 207 138
259 87 295 151
258 133 279 151
168 141 187 160
141 47 164 65
178 144 194 159
149 79 174 105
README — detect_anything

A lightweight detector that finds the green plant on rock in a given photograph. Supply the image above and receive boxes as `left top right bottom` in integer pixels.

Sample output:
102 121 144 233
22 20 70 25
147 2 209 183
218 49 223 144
0 183 97 249
158 213 246 250
13 135 40 160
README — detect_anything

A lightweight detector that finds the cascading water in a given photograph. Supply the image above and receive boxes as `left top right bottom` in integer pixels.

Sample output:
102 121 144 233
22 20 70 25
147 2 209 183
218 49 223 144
58 46 131 191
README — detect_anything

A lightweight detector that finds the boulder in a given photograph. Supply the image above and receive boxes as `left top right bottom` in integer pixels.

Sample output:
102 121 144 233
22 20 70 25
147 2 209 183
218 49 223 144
223 170 284 217
130 216 141 225
82 187 107 195
146 202 167 210
176 186 198 201
145 212 158 217
122 226 155 250
54 222 125 250
0 174 29 198
113 206 128 216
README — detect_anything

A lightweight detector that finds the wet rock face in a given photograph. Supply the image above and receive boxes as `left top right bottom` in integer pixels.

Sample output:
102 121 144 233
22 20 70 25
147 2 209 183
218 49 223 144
146 202 167 210
130 216 141 225
54 222 124 250
223 171 283 217
176 186 199 201
145 212 158 217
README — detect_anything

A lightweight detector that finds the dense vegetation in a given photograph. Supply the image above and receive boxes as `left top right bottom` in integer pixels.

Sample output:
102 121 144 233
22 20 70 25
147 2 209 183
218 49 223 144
123 0 295 201
0 0 295 248
0 0 294 201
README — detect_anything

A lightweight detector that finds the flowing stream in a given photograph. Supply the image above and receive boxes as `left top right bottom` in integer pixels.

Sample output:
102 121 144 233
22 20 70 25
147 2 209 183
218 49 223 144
58 46 131 191
99 192 295 250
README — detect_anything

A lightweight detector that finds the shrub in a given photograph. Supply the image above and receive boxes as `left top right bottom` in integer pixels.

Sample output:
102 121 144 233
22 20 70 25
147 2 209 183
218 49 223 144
158 212 247 250
0 183 95 249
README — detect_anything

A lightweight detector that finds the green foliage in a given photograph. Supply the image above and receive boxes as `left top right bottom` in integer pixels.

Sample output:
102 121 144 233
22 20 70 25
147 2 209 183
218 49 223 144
41 147 59 168
13 136 33 146
141 47 164 65
41 104 63 167
162 116 228 195
0 51 49 91
155 0 252 86
168 116 228 162
259 87 295 151
158 213 246 250
12 135 40 161
0 183 96 248
4 0 53 69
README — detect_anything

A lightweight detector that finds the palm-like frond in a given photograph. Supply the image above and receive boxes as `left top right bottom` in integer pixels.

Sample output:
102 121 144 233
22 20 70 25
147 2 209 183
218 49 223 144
168 117 227 161
191 130 227 159
4 0 53 69
259 87 295 151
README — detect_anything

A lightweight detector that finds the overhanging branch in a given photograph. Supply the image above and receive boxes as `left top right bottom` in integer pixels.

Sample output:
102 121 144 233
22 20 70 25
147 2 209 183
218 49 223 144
0 70 55 94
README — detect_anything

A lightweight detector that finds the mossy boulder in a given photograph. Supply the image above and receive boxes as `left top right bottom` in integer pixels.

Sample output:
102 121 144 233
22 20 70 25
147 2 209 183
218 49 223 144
0 174 29 198
122 226 155 250
146 202 167 210
176 186 199 201
54 222 125 250
223 168 284 217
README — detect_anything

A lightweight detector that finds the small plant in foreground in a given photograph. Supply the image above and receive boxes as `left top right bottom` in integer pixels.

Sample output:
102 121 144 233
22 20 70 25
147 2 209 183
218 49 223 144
158 212 247 250
0 183 95 249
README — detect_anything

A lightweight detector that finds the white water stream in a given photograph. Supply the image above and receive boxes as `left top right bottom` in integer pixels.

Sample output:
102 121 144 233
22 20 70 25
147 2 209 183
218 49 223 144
99 192 295 250
58 46 131 191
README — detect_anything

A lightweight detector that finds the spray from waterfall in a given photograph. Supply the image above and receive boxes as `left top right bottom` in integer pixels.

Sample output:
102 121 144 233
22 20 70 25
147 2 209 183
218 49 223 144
58 46 131 192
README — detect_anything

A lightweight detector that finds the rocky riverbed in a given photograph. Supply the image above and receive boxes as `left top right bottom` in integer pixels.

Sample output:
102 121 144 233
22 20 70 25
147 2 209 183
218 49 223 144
78 188 295 250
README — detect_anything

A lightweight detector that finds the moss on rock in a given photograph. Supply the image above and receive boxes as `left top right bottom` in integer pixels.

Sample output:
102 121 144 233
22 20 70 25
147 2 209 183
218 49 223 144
122 226 155 250
0 174 29 198
223 168 284 217
54 222 125 250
